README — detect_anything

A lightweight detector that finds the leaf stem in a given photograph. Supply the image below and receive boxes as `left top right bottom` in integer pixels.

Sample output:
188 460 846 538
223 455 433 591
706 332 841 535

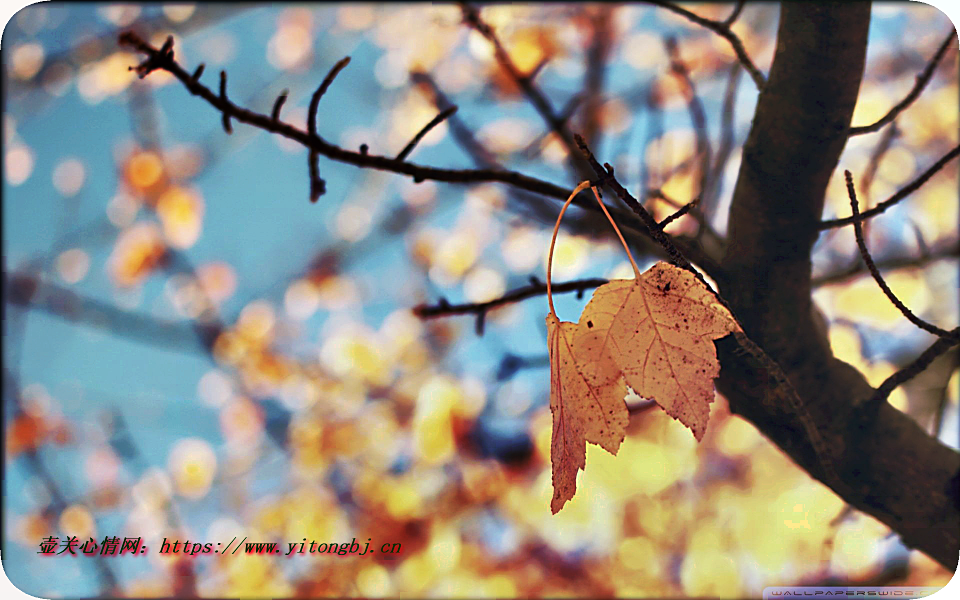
547 180 592 317
590 185 641 278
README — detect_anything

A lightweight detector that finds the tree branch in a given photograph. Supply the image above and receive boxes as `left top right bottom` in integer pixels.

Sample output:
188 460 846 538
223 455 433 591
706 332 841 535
819 144 960 229
848 30 956 136
844 169 957 339
118 31 719 275
395 106 458 162
307 56 351 201
869 329 960 408
460 3 592 178
414 277 608 335
645 0 766 89
719 2 958 568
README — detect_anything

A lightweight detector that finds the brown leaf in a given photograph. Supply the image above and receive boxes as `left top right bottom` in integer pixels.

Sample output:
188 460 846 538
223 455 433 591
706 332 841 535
578 262 738 441
547 313 629 514
545 182 740 513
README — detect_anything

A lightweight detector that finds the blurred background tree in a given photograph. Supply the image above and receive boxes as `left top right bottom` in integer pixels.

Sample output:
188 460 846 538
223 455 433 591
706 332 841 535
3 2 958 597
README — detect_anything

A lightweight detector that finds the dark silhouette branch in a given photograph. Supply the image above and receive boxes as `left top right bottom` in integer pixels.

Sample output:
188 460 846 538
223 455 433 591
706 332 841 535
819 144 960 229
218 70 232 134
844 169 957 339
307 56 351 201
271 88 288 122
869 329 960 409
396 106 458 162
645 0 766 89
414 277 608 327
117 31 718 274
460 3 591 178
849 30 956 136
722 0 746 27
658 197 700 229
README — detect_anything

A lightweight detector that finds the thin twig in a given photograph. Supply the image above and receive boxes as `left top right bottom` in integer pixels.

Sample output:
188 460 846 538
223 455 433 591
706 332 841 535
413 277 608 321
849 30 956 136
118 32 573 200
395 106 457 161
722 0 746 27
581 5 614 150
271 88 288 122
117 32 716 270
576 134 695 274
659 197 700 229
645 0 766 89
869 328 960 408
307 56 351 202
460 3 589 177
219 70 231 134
412 71 500 168
844 170 956 339
820 145 960 229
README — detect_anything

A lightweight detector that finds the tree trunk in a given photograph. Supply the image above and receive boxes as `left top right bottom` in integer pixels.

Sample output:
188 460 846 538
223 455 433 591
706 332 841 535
718 2 959 569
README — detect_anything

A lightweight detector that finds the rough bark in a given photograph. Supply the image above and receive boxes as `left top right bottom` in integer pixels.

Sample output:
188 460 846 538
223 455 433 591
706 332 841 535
717 2 959 569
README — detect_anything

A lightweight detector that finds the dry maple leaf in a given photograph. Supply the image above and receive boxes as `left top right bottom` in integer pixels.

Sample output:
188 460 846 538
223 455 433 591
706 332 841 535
545 181 737 513
546 312 629 513
545 182 631 513
578 263 738 441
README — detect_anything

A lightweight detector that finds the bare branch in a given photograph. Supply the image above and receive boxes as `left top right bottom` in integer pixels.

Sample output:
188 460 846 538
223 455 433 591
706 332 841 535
869 328 960 408
722 0 746 27
849 30 956 136
460 3 588 176
576 134 698 275
412 71 500 168
820 145 960 229
645 0 766 89
844 170 957 339
658 197 700 229
307 56 351 202
414 276 608 325
218 70 232 134
395 106 457 162
117 32 717 272
271 88 288 122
